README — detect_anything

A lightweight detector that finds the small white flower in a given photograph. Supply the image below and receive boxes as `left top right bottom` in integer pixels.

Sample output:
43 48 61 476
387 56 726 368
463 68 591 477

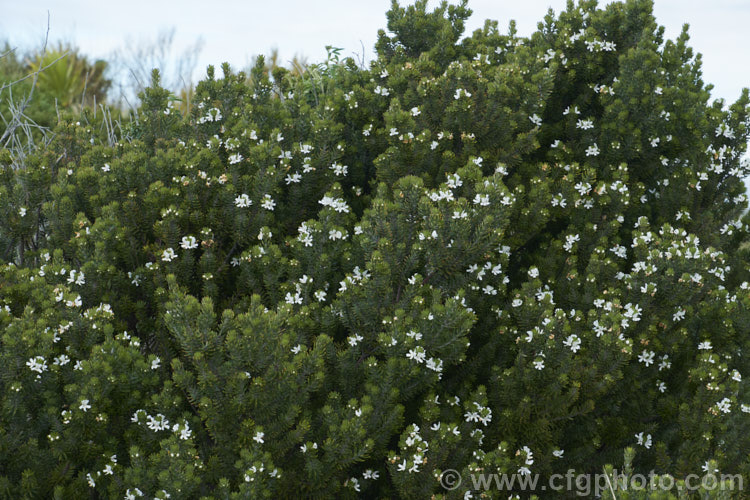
563 234 580 252
563 334 581 353
672 308 685 322
329 229 344 240
162 248 177 262
19 207 27 217
529 114 542 127
254 431 265 443
638 350 655 366
585 143 600 156
234 194 252 208
406 347 426 364
717 398 732 414
180 236 198 249
285 172 302 184
261 195 276 211
473 194 490 206
26 356 48 373
79 399 91 412
410 107 420 116
151 357 161 370
635 432 652 449
330 163 348 176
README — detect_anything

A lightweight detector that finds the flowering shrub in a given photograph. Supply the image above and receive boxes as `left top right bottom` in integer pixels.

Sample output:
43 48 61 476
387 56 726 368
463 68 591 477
1 0 749 498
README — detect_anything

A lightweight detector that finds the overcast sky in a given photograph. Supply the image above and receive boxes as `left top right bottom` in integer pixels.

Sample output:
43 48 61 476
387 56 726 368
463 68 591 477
2 0 748 106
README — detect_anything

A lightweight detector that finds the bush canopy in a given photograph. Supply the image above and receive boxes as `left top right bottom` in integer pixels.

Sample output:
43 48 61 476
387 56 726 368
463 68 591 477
1 0 749 498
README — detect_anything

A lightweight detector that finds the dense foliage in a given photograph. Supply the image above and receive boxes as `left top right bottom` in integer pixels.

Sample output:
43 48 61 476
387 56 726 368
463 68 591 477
1 0 749 497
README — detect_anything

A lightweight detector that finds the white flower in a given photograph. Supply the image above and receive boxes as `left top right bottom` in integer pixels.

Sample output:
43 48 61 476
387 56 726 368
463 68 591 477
585 143 600 156
162 248 177 262
473 194 490 206
329 229 344 240
19 207 27 217
673 308 685 322
102 163 110 172
330 163 348 176
285 292 302 305
314 290 327 302
529 114 542 126
261 195 276 211
363 469 380 480
563 234 580 252
79 399 91 412
254 431 265 443
146 413 170 431
635 432 652 449
717 398 732 414
53 354 70 366
348 334 364 346
610 245 627 258
576 118 594 130
410 107 420 116
533 359 545 370
26 356 48 373
180 236 198 249
638 350 655 366
234 194 252 208
318 195 350 213
125 488 144 499
698 341 712 350
551 193 566 207
563 334 581 353
228 153 243 164
174 421 192 440
553 449 564 458
406 347 426 364
285 172 302 184
151 357 161 370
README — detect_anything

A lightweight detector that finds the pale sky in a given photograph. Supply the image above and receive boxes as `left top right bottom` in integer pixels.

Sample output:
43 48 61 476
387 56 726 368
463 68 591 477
2 0 748 106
